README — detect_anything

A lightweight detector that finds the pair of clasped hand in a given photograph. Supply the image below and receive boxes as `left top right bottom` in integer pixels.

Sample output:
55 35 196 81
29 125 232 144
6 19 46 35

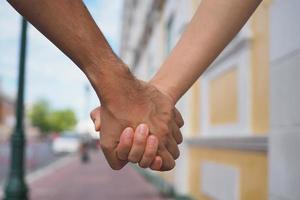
90 80 184 171
8 0 262 173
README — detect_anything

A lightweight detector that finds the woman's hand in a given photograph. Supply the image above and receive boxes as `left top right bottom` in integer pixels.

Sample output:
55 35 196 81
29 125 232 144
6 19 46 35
91 107 163 170
90 101 184 171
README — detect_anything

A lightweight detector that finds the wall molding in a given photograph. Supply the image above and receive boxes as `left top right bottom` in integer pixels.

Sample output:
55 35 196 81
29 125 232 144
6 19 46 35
185 136 268 152
200 39 252 137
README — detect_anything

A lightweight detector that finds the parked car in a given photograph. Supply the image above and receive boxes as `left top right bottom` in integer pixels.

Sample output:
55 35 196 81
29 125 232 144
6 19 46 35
52 134 81 154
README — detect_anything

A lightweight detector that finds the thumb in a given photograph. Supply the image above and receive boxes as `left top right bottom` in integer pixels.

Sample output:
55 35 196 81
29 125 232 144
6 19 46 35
90 106 101 131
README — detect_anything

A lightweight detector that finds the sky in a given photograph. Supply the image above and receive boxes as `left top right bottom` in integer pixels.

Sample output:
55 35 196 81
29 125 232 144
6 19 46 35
0 0 124 120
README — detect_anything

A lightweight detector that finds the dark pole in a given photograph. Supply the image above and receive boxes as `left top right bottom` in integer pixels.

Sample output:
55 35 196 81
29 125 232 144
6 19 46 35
4 18 29 200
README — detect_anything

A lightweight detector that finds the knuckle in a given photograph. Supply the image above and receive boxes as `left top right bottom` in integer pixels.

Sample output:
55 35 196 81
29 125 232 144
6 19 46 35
90 107 100 121
167 160 176 170
178 119 184 128
117 152 127 161
180 119 184 128
110 164 123 170
162 161 175 171
144 151 155 160
175 132 183 144
138 161 149 169
128 154 139 163
106 158 125 170
178 137 183 144
134 138 145 146
174 109 184 127
174 150 180 160
90 110 96 120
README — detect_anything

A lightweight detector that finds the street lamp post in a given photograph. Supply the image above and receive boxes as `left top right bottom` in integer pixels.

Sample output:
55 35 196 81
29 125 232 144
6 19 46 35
4 18 29 200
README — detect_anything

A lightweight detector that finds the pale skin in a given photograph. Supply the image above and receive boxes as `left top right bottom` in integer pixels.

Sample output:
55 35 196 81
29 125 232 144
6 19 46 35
91 0 262 169
9 0 262 171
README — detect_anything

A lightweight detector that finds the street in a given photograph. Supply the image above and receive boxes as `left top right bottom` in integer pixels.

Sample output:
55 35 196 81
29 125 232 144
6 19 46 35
29 152 167 200
0 140 58 184
1 142 168 200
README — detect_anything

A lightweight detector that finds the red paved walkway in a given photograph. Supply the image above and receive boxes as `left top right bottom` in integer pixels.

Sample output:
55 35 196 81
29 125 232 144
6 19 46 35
29 151 167 200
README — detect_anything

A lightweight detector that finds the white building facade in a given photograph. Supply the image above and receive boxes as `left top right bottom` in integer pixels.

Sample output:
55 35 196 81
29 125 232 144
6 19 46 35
120 0 300 199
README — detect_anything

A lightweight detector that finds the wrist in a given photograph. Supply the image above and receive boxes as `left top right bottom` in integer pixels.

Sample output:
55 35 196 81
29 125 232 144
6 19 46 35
90 62 139 106
150 77 178 105
84 51 120 85
101 78 151 123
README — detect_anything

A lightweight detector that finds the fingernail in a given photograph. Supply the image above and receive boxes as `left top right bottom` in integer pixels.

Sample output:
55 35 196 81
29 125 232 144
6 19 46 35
137 124 148 137
124 128 133 139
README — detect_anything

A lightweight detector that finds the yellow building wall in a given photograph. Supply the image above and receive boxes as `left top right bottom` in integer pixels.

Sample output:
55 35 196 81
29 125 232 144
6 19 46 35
250 0 270 134
169 2 270 200
191 0 201 12
189 80 201 136
189 0 202 137
209 68 238 125
189 0 271 135
188 147 268 200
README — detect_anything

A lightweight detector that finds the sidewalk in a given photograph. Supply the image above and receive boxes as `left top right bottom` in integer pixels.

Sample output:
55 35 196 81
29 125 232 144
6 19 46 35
29 151 168 200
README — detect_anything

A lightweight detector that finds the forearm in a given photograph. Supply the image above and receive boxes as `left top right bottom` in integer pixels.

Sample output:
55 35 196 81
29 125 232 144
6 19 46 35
8 0 135 103
151 0 262 103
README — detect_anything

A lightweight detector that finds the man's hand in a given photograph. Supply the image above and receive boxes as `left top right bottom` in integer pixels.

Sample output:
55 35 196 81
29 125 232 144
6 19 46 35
100 81 183 170
91 68 184 171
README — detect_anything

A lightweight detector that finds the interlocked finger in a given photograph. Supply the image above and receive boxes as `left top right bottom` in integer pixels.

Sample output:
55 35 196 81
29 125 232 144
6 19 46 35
174 108 184 128
128 124 148 163
157 144 176 171
139 135 159 168
172 122 183 144
165 135 180 160
116 127 134 160
90 106 101 131
150 156 163 170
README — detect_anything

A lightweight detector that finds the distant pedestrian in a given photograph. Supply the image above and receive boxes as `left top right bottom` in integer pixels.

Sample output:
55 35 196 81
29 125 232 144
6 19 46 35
80 140 90 164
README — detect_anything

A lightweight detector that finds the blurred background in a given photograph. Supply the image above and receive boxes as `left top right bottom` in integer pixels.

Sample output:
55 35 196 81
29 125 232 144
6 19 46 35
1 0 300 200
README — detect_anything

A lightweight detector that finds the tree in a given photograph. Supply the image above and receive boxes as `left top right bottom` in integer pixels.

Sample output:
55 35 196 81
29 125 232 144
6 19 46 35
29 100 51 133
29 100 77 134
47 109 77 133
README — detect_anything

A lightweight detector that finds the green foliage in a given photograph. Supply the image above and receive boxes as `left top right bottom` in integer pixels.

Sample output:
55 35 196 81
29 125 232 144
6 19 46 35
29 100 77 134
47 109 77 133
29 100 51 133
